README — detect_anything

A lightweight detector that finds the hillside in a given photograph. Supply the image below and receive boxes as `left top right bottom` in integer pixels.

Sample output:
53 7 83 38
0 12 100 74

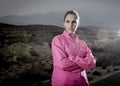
0 23 120 86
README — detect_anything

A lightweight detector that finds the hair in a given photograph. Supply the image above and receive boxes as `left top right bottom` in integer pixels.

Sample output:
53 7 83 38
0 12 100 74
64 10 80 22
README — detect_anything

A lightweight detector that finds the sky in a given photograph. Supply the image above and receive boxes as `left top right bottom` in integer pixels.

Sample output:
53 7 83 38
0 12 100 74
0 0 120 27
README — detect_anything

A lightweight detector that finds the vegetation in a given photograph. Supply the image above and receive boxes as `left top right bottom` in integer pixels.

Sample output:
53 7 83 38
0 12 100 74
0 23 120 86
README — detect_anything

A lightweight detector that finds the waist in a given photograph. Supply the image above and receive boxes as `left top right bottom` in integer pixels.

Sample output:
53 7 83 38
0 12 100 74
53 66 83 73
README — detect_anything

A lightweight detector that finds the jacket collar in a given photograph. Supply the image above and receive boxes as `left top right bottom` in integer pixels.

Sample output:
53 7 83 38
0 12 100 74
63 30 79 40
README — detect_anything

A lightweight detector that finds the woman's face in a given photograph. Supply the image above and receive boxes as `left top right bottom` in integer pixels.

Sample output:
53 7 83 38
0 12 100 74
64 14 80 34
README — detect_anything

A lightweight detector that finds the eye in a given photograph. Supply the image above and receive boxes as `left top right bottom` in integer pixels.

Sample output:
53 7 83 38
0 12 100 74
66 20 69 23
72 20 77 23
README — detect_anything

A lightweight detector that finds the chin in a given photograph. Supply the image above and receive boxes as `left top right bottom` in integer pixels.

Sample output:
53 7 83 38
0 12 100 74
66 29 74 33
70 31 75 34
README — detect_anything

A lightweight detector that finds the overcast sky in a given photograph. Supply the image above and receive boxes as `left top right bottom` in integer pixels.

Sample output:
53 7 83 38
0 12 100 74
0 0 120 27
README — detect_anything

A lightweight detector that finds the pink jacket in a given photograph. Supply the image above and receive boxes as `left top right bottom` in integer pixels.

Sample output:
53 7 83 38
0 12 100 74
51 30 96 86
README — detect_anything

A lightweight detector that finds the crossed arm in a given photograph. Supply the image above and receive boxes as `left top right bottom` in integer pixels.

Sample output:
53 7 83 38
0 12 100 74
52 37 96 72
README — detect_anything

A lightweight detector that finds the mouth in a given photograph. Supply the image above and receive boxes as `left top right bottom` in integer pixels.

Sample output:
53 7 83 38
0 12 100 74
68 27 74 30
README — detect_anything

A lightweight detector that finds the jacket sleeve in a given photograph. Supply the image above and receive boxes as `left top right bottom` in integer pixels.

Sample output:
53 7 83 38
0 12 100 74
52 37 83 72
68 42 96 70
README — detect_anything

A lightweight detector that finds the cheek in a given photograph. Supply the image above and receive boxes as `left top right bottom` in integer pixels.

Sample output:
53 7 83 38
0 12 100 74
64 23 68 28
64 23 66 27
73 23 77 27
73 24 79 29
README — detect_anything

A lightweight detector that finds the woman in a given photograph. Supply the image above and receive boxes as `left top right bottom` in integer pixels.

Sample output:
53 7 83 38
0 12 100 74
51 10 96 86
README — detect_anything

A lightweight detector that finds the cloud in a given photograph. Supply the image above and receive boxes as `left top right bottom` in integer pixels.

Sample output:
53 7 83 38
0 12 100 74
0 0 120 27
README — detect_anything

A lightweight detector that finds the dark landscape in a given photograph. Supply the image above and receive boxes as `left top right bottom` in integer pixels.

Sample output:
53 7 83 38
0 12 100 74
0 23 120 86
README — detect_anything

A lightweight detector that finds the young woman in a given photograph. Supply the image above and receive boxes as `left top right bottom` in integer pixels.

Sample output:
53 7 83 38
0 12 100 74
51 10 96 86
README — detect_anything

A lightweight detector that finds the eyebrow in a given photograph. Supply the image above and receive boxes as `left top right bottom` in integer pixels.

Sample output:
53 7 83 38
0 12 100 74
65 20 77 23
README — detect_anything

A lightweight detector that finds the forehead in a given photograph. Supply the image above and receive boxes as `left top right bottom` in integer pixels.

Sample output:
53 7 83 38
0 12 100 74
65 14 77 20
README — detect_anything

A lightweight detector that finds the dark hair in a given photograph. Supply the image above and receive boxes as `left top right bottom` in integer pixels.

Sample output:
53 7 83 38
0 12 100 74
64 10 80 22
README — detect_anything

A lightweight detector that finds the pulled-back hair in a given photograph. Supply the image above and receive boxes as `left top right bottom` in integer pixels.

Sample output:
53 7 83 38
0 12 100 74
64 10 80 22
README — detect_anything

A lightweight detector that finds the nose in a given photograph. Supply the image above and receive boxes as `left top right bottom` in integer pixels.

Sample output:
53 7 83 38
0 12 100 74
69 22 73 27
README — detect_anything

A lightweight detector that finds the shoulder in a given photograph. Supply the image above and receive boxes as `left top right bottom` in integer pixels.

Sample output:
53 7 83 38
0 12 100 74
51 34 65 48
79 39 88 46
52 34 63 43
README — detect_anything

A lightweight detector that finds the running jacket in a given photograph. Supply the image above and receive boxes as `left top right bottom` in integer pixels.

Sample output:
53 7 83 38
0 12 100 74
51 30 96 86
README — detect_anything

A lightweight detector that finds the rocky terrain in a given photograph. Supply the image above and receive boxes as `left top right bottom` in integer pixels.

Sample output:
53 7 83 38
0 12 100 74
0 23 120 86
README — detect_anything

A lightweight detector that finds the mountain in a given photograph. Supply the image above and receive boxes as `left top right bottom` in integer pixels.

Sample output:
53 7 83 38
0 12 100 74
0 12 63 27
0 23 15 28
0 12 120 28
